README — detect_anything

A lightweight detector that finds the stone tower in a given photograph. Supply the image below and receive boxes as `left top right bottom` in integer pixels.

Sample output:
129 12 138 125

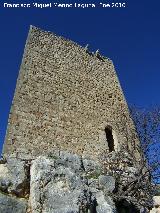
2 26 140 160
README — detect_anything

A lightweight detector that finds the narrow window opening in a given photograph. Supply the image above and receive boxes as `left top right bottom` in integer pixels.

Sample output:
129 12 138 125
105 126 115 152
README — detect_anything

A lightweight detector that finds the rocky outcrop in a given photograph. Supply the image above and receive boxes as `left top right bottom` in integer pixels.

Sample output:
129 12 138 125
0 151 154 212
0 153 117 213
29 154 116 213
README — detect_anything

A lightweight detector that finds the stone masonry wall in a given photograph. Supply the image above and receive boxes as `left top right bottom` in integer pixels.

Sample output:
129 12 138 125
2 26 140 161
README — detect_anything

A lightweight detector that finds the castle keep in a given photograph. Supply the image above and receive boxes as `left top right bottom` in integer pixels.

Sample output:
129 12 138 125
3 26 140 160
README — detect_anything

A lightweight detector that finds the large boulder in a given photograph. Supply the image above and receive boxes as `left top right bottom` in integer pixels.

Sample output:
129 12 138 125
30 156 116 213
30 156 90 213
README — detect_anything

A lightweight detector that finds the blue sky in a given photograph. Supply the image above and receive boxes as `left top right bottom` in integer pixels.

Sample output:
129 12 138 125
0 0 160 153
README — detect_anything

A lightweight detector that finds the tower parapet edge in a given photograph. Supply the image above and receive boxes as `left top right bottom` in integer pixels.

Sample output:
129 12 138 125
2 26 141 162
